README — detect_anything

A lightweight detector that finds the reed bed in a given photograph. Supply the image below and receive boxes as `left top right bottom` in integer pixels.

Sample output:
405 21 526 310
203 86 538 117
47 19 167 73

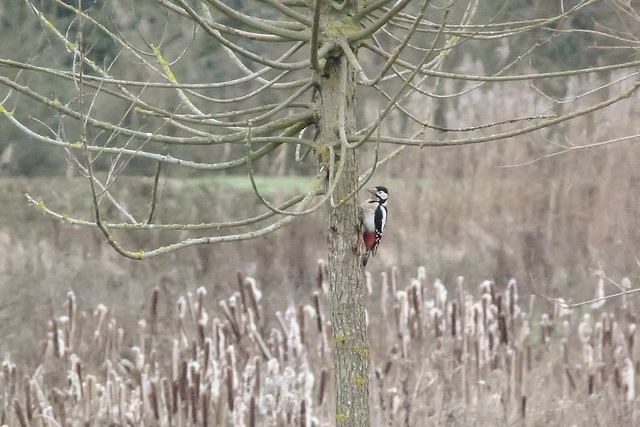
1 263 639 426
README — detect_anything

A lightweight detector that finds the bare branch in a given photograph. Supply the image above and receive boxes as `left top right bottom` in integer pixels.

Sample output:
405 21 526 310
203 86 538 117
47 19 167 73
501 133 640 168
310 0 322 74
364 80 640 147
348 0 413 43
256 0 313 27
0 108 298 171
24 191 313 231
343 9 449 149
0 77 314 145
202 0 308 34
545 287 640 310
146 161 164 224
363 43 640 82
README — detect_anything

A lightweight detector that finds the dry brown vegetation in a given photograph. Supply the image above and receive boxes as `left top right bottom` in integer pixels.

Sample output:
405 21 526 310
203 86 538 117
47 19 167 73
2 0 640 424
1 262 640 426
383 72 640 295
1 70 640 426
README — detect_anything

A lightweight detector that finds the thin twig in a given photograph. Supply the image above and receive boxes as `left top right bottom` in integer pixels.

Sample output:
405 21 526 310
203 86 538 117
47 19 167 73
146 161 164 225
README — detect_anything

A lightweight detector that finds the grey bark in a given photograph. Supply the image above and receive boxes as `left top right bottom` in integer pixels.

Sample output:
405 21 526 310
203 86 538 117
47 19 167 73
317 45 370 425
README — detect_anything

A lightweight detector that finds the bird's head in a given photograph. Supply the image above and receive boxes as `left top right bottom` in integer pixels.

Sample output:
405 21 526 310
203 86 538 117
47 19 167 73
368 185 389 203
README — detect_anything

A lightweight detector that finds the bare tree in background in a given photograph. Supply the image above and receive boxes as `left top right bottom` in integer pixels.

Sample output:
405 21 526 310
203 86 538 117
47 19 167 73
2 0 639 424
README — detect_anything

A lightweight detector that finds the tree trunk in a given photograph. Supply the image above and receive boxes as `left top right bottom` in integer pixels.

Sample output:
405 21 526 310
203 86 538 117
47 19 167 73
328 150 369 426
317 43 370 425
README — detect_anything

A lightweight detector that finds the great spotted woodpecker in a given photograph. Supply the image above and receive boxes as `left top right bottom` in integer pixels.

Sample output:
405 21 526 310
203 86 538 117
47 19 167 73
361 185 388 266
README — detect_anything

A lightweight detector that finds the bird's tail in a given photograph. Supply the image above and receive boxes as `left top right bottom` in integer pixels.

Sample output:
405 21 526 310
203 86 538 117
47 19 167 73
362 251 370 267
